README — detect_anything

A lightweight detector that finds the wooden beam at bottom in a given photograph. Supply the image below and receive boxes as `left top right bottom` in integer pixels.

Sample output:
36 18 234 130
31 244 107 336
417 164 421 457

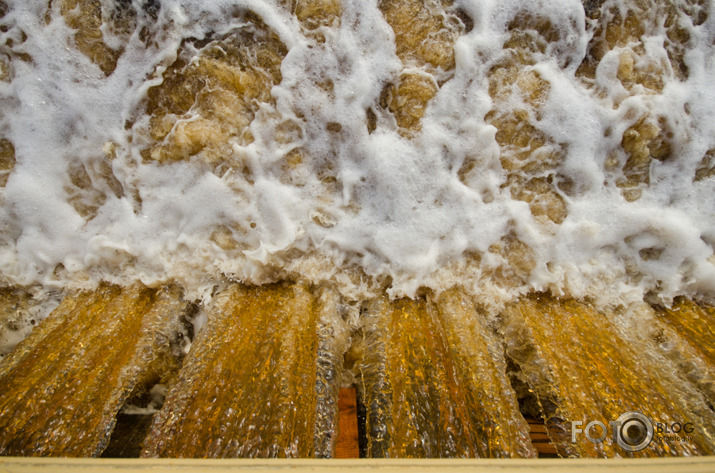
2 457 715 472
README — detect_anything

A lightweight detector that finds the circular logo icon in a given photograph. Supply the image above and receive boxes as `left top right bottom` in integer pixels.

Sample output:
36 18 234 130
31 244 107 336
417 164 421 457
615 411 653 452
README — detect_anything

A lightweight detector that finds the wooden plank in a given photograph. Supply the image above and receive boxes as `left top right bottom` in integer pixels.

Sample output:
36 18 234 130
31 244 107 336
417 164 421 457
335 387 360 458
525 417 558 457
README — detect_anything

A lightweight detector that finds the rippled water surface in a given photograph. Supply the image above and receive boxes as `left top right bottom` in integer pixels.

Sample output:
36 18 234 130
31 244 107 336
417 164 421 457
0 0 713 308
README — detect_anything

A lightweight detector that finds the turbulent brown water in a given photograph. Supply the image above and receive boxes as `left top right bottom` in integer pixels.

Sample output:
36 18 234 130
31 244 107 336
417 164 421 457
0 0 714 459
0 0 713 306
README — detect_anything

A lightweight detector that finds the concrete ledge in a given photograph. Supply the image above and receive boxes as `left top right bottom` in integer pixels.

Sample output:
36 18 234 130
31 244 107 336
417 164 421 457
2 457 715 473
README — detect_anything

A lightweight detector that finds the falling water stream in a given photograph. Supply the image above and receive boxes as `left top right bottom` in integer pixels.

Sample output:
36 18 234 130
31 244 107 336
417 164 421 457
0 0 714 458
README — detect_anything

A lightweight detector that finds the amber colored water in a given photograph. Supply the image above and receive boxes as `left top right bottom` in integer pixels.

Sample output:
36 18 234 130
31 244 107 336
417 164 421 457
1 285 714 457
0 284 187 456
501 295 715 457
140 283 342 458
358 290 536 458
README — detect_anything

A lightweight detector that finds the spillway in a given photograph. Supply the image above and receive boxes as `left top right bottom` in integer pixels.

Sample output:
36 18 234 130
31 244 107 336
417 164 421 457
1 0 714 460
0 284 188 456
1 285 714 457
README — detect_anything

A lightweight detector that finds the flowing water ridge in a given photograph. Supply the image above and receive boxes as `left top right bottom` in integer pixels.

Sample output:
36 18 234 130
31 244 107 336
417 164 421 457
0 0 714 459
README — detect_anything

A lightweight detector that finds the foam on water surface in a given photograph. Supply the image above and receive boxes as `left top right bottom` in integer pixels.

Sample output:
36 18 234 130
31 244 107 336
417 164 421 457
0 0 713 308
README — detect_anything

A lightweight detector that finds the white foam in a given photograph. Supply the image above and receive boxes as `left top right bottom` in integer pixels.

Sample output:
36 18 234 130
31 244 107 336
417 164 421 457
0 0 713 307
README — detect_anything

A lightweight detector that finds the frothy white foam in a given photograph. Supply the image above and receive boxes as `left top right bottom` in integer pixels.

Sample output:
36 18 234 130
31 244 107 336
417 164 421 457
0 0 713 307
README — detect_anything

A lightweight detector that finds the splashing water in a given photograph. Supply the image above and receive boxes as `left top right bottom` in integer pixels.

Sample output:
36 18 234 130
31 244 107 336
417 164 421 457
0 0 713 306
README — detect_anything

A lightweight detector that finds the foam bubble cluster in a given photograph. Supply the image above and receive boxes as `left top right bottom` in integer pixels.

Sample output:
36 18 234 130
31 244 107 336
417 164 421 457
0 0 713 307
